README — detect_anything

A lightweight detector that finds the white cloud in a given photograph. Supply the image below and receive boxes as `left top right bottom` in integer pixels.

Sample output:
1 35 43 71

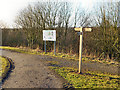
0 0 39 28
0 0 119 28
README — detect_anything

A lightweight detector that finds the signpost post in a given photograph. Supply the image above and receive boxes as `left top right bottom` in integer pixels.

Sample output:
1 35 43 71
45 41 46 54
75 27 92 74
43 30 56 55
54 41 56 55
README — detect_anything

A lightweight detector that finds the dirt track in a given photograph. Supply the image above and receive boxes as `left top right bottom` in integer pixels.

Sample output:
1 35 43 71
1 49 119 88
1 50 65 88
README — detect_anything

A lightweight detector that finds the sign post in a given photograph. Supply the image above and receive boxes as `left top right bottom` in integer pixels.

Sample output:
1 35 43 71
44 41 46 54
54 41 56 55
43 30 56 55
75 27 92 74
79 29 83 74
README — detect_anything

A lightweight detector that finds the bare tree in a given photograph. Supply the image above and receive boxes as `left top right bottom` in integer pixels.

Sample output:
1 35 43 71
15 2 62 49
15 1 97 55
93 1 119 60
73 7 91 27
15 5 39 48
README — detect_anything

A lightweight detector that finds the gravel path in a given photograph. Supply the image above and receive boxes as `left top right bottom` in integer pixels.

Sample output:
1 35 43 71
40 56 119 75
1 49 119 88
1 50 65 88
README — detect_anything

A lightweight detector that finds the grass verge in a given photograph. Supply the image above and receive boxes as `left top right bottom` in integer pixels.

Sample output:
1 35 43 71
0 56 10 82
50 66 120 88
0 46 119 66
0 46 78 60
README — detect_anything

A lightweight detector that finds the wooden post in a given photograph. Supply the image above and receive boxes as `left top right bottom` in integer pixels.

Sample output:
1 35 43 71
45 41 46 54
79 31 83 73
74 27 92 74
54 41 56 55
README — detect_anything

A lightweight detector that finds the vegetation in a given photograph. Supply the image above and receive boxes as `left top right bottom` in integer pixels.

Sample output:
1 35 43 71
92 2 120 60
0 56 10 81
1 46 119 88
2 1 120 62
1 1 119 87
0 46 119 66
50 66 120 88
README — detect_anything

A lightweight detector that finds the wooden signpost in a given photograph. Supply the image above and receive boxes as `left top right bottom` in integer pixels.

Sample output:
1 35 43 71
74 27 92 74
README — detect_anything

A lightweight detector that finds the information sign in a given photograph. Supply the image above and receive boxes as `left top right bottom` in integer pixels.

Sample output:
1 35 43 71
43 30 56 41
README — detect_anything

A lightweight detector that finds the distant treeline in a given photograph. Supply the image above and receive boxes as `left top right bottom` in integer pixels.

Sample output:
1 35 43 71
1 1 120 61
2 27 120 61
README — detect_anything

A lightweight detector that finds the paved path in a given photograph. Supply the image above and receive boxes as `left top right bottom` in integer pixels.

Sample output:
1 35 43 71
1 50 64 88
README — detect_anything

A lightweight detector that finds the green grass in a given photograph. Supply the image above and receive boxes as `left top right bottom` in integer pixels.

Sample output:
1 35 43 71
0 46 78 60
50 66 120 88
46 61 59 65
0 56 10 81
0 46 37 55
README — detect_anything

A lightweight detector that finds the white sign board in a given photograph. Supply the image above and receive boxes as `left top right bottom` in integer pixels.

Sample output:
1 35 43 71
43 30 56 41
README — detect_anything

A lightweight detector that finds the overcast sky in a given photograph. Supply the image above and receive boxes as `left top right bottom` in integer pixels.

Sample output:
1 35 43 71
0 0 119 28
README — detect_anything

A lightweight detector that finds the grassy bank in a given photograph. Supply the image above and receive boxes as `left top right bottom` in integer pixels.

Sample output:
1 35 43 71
50 66 120 88
0 56 10 82
0 46 119 66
